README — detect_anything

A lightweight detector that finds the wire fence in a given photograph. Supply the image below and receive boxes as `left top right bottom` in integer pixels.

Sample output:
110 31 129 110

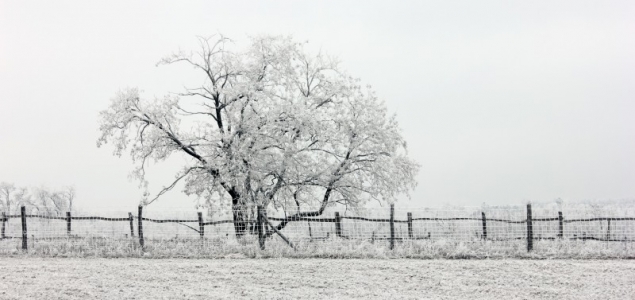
1 203 634 257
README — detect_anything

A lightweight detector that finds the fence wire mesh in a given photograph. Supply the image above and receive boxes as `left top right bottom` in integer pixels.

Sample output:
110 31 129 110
1 204 633 258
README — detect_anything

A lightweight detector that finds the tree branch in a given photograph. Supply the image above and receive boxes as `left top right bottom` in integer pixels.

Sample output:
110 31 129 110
145 167 197 206
263 213 296 250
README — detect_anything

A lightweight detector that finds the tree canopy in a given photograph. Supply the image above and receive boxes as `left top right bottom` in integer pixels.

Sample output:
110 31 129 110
97 35 419 238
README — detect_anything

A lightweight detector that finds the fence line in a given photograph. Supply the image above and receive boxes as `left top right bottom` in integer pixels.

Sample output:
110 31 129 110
1 203 634 253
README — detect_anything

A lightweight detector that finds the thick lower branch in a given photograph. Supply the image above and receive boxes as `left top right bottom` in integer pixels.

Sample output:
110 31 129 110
264 186 333 238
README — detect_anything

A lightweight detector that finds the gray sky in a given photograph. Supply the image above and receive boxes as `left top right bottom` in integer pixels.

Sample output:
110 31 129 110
1 1 634 211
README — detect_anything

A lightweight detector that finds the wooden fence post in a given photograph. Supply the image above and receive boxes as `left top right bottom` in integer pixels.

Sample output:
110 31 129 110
138 206 144 248
407 212 413 239
257 205 265 250
66 212 71 235
128 212 135 237
481 212 487 240
21 206 27 250
526 203 533 251
334 212 342 238
198 212 204 239
389 204 395 250
558 211 564 239
606 218 611 241
1 212 6 239
308 221 313 240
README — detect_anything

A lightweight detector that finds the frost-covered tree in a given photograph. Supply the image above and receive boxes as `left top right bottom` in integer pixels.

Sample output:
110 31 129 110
0 182 30 215
32 186 75 216
0 182 75 215
97 35 419 242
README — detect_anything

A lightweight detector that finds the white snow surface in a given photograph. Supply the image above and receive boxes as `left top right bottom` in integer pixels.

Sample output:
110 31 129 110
0 258 633 299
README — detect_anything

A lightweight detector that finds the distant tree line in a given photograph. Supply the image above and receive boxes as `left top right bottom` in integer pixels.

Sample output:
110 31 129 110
0 182 75 216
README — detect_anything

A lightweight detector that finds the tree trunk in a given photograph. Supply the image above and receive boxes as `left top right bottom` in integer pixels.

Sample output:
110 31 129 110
227 187 249 238
232 203 248 238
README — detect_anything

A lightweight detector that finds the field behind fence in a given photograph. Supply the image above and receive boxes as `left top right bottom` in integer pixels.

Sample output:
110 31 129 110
1 203 634 258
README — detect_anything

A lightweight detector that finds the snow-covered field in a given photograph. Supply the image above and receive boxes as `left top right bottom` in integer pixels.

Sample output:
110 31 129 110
0 258 633 299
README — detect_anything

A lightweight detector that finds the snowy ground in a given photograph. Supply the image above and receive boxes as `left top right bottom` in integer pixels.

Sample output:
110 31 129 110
0 258 633 299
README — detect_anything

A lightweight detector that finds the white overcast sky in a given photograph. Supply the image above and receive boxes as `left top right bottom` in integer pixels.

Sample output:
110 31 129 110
1 1 634 211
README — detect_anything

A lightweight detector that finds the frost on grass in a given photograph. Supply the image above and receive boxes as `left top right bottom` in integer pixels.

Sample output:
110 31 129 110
1 235 633 259
0 258 633 299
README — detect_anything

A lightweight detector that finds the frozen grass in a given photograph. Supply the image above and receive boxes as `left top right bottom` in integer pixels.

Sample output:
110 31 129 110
1 234 633 259
1 258 634 299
